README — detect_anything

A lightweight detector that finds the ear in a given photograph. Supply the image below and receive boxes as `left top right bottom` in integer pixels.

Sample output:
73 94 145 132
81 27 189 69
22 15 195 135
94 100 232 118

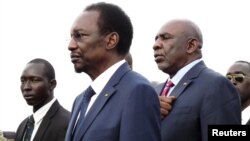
105 32 119 50
49 79 57 90
186 38 199 53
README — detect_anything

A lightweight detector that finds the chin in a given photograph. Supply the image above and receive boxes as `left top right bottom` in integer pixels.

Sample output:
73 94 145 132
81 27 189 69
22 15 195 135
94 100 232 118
74 68 83 73
73 64 83 73
26 101 34 106
157 64 166 71
73 63 89 74
74 65 86 73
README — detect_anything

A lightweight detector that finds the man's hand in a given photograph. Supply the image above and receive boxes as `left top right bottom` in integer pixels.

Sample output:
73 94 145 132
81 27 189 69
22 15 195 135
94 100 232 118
159 96 176 119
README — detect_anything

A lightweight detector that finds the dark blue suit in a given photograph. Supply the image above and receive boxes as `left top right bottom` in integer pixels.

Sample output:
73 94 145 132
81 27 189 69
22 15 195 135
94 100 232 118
156 61 241 141
65 63 161 141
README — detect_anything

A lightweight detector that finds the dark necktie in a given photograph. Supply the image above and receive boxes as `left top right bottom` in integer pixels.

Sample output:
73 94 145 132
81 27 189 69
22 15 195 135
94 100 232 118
73 86 95 140
23 115 34 141
161 81 174 96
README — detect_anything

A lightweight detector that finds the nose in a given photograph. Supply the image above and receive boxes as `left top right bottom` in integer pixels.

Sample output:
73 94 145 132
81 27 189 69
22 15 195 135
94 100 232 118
22 81 32 91
230 79 237 86
68 38 78 51
153 39 162 51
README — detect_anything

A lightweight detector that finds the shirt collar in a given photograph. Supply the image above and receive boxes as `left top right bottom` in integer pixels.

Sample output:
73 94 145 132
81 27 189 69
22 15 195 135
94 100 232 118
91 60 126 95
171 59 202 85
32 98 56 124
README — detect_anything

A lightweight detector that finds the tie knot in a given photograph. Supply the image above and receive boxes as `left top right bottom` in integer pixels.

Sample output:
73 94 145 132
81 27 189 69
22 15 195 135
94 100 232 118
160 80 175 96
27 116 34 125
166 81 174 87
84 86 95 101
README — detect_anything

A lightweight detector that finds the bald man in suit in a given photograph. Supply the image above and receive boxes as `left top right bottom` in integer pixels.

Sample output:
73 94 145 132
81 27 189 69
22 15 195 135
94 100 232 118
153 19 241 141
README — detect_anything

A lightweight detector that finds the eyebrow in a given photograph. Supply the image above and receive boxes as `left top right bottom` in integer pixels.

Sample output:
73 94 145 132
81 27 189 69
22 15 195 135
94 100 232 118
226 71 245 75
72 28 88 33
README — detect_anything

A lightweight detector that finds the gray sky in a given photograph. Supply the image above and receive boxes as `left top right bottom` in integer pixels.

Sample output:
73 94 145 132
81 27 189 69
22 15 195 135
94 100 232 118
0 0 249 131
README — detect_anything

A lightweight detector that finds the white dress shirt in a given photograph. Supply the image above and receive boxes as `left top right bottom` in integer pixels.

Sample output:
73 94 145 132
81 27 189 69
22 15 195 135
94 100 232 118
242 105 250 124
30 98 56 141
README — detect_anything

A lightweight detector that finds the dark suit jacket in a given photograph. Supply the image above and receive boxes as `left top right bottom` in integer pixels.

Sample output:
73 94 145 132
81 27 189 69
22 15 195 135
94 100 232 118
155 61 241 141
15 100 70 141
65 62 161 141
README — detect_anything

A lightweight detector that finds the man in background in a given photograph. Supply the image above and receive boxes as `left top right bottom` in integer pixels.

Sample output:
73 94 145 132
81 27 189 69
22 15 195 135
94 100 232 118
226 60 250 125
15 58 70 141
153 19 241 141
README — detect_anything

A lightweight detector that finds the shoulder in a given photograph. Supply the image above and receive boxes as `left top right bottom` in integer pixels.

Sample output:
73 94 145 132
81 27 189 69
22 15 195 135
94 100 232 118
197 68 240 105
205 68 233 87
45 101 70 123
54 102 70 119
123 70 151 84
57 105 71 119
17 116 29 127
15 116 29 138
120 71 158 99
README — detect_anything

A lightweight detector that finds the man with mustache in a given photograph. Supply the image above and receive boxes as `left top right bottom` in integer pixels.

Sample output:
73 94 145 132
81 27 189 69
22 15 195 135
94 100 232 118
153 19 241 141
65 2 161 141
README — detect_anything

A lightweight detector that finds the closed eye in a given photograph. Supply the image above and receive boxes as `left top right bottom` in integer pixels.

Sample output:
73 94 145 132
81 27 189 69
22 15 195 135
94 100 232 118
160 34 172 40
155 33 173 41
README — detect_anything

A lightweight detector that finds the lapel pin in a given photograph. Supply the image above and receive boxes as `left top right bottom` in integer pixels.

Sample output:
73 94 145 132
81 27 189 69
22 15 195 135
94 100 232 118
183 82 188 86
105 93 109 97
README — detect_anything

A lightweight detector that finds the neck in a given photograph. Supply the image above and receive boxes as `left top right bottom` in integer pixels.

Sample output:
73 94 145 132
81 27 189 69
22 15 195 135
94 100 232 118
88 55 124 80
33 95 54 113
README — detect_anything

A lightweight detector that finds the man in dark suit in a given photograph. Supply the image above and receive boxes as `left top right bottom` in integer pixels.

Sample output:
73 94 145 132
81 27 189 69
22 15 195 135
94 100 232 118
15 58 70 141
226 60 250 125
153 19 241 141
65 2 161 141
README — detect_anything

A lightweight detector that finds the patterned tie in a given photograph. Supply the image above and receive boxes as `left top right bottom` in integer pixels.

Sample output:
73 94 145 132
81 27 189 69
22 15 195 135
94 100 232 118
161 80 174 96
23 115 34 141
72 86 95 140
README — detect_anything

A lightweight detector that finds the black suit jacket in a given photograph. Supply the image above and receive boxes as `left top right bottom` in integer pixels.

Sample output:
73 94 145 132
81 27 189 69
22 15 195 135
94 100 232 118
15 100 70 141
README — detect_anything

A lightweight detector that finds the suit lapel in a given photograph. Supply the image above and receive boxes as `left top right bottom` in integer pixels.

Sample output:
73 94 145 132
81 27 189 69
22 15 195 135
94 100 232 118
76 62 130 140
170 61 206 98
16 118 29 141
77 88 116 138
155 83 165 95
170 79 192 98
66 94 84 139
33 100 60 141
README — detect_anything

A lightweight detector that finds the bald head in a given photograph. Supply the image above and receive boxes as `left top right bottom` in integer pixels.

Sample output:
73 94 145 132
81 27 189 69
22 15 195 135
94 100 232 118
163 19 203 48
153 19 203 76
